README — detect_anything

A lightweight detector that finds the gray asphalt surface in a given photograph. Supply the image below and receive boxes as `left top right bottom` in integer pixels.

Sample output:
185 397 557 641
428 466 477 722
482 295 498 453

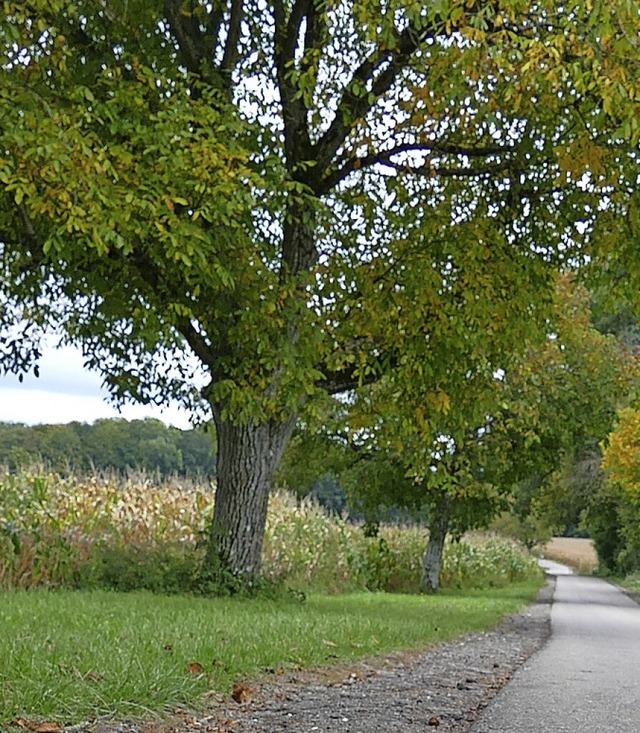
470 567 640 732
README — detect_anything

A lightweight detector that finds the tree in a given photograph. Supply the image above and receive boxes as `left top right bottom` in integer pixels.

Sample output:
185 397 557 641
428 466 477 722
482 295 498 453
416 276 637 586
602 408 640 498
588 410 640 573
279 372 524 592
281 275 638 590
506 277 639 544
1 0 639 579
344 375 531 592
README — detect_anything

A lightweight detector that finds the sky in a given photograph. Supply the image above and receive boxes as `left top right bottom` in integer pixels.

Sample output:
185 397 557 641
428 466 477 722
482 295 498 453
0 343 193 429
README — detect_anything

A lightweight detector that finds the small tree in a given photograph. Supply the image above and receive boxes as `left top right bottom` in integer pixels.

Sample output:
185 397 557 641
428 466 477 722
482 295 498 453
282 276 638 590
507 278 639 548
602 409 640 498
596 409 640 573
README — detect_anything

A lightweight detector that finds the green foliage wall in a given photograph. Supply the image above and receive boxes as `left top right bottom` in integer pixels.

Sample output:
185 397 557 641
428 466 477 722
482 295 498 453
0 418 216 477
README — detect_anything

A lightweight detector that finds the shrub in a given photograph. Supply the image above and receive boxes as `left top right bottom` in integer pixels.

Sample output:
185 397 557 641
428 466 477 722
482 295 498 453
79 541 202 594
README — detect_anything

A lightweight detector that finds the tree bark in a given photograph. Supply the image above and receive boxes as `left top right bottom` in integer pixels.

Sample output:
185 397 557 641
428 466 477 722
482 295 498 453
421 496 451 593
206 409 296 579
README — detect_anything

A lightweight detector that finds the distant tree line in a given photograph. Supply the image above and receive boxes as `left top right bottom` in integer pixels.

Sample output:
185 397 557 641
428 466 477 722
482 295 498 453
0 418 216 478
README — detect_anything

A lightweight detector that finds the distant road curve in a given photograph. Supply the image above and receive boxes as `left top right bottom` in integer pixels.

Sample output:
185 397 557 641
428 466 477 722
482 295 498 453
471 571 640 732
537 558 574 575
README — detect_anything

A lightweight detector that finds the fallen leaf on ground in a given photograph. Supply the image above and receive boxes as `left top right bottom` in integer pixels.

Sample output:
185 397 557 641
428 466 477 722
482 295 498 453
84 671 104 682
11 719 64 733
231 682 250 703
186 661 205 675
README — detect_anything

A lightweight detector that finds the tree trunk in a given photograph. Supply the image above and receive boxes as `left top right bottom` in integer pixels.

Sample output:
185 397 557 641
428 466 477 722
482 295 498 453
421 496 451 593
205 409 296 580
203 197 316 583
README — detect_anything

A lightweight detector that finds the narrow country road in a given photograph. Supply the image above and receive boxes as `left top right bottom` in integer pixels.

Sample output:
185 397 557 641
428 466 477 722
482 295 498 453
471 564 640 732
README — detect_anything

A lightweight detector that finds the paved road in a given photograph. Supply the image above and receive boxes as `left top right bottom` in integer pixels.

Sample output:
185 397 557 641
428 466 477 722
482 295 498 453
471 569 640 732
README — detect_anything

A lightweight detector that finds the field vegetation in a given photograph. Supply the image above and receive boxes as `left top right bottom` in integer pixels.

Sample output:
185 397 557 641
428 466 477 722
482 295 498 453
540 537 598 574
0 469 544 725
0 470 540 595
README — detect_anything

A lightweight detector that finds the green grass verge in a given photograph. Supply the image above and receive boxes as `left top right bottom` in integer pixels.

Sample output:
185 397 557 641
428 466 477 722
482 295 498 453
0 579 544 724
615 573 640 593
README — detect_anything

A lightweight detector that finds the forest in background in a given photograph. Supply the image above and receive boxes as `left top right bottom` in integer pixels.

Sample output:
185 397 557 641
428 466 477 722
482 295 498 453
0 418 216 478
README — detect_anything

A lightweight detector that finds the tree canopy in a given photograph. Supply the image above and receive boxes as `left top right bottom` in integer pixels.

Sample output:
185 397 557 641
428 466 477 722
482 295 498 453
1 0 639 576
280 275 638 588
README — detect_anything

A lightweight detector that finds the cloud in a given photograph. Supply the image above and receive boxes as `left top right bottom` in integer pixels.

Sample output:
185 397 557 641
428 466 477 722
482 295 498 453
5 345 106 398
0 387 192 428
0 345 192 428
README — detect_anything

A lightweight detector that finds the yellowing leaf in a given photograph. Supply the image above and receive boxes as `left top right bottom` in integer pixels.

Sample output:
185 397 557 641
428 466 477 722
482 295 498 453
11 720 64 733
186 661 205 675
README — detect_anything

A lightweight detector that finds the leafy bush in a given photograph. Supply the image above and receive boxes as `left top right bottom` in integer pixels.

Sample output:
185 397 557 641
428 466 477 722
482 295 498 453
79 542 202 594
490 511 554 550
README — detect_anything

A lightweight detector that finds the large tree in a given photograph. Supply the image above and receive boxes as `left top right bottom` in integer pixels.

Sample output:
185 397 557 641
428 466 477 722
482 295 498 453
1 0 638 577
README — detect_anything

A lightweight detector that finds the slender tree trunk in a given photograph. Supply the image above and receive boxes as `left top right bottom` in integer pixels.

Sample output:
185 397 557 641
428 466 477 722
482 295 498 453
421 496 451 593
205 409 296 579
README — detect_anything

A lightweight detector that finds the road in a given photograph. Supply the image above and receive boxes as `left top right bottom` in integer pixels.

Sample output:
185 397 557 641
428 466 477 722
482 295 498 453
470 566 640 732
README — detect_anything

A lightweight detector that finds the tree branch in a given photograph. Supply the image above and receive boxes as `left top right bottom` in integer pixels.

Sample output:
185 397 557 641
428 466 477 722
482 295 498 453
273 0 313 168
175 316 219 372
283 0 313 61
163 0 206 75
121 249 220 371
303 0 326 56
322 141 515 189
313 23 434 185
433 163 513 178
15 202 39 249
316 364 381 395
220 0 244 87
317 334 396 395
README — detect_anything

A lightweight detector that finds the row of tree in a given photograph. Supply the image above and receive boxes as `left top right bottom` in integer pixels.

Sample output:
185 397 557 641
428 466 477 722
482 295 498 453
278 277 639 588
0 418 216 478
1 0 640 585
2 280 640 587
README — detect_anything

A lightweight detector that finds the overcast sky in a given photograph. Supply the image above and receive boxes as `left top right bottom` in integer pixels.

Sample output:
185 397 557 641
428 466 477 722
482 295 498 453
0 343 192 428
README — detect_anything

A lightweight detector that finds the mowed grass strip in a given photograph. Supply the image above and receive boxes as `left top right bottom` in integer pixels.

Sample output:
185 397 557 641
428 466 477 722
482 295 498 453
0 580 543 724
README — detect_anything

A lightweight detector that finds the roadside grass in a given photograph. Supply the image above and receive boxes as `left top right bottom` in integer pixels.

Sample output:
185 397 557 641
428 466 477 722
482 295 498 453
540 537 598 574
0 580 543 725
614 573 640 596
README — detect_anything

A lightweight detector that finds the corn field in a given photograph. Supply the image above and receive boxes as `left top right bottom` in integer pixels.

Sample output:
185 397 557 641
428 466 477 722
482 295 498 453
0 470 539 593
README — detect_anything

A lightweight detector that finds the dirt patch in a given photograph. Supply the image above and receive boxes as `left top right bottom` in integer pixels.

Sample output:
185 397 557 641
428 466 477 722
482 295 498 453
74 579 554 733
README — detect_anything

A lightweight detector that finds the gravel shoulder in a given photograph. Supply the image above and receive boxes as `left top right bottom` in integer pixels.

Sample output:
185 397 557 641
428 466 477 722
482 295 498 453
81 578 554 733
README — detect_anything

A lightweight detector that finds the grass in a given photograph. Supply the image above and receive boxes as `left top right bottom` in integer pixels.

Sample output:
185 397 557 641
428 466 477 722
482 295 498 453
618 573 640 593
0 471 545 726
540 537 598 574
0 579 544 725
